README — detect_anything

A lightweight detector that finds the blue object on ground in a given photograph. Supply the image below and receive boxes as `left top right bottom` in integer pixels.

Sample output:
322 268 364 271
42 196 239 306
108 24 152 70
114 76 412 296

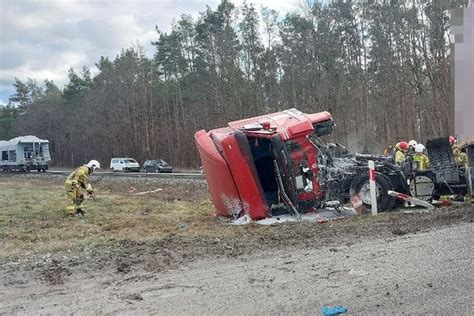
177 223 188 230
320 305 348 316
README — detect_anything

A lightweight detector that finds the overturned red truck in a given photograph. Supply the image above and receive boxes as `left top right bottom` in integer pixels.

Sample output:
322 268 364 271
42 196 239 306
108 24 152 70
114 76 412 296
195 109 473 220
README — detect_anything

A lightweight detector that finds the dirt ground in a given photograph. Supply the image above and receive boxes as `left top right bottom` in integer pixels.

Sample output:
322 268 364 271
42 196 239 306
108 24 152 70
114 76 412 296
2 223 472 315
0 174 473 314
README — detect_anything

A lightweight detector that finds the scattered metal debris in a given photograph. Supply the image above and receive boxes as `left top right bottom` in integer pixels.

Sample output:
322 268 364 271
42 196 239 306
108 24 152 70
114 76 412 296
132 188 163 196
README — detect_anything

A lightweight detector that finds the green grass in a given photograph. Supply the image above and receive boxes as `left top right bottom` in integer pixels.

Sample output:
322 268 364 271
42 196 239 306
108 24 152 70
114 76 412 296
0 178 216 258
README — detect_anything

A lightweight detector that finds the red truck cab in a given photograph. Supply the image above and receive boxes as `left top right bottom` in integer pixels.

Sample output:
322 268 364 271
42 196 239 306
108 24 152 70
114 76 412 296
195 108 334 220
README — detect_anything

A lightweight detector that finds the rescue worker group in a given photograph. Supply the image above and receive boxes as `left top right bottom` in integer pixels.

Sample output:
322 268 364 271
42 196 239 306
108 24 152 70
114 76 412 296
385 136 468 170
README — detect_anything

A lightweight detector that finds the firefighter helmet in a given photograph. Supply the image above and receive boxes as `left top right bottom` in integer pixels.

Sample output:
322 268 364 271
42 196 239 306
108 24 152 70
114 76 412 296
87 160 101 171
415 143 425 153
449 135 457 145
408 140 418 147
396 141 409 151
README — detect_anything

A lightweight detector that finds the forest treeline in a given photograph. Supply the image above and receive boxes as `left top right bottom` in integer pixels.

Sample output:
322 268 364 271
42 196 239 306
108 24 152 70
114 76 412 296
0 0 468 167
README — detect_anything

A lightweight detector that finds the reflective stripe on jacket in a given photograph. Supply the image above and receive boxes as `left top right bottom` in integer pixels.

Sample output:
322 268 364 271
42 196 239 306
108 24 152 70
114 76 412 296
413 153 430 171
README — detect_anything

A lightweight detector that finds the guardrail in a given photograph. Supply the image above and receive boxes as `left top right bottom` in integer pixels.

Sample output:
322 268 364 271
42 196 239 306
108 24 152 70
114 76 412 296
52 170 205 180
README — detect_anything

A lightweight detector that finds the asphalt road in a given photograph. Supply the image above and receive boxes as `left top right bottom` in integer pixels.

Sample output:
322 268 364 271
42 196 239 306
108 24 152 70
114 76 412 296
0 168 205 180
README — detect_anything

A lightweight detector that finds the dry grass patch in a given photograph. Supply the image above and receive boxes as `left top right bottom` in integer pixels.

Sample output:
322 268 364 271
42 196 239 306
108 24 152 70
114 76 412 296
0 177 215 258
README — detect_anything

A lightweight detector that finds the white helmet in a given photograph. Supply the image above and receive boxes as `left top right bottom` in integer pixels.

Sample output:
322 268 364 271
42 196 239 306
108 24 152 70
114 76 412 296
87 160 101 171
408 140 418 147
415 144 425 153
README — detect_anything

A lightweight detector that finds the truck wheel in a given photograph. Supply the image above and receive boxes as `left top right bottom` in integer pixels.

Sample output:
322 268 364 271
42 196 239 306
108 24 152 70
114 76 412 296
349 173 396 212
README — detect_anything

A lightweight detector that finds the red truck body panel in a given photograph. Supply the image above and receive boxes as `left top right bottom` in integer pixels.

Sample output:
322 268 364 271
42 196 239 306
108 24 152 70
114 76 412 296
194 130 241 217
195 108 333 219
195 129 268 219
228 108 331 140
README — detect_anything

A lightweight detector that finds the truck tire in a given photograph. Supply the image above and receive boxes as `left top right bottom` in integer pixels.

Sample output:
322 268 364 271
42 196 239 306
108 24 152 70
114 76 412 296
349 172 396 211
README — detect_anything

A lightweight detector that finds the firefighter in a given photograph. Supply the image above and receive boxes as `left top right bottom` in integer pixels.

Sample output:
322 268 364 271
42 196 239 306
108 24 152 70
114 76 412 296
384 145 394 157
65 160 100 216
394 141 409 165
450 135 468 167
453 144 468 167
413 143 430 171
408 140 417 156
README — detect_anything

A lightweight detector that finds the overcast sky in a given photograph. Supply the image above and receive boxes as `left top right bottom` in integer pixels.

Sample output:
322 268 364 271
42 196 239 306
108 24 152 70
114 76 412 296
0 0 299 105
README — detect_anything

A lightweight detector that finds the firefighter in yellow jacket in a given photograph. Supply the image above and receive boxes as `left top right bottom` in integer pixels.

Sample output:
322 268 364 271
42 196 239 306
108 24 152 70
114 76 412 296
65 160 100 215
413 144 430 171
394 141 409 165
450 136 468 167
453 144 468 167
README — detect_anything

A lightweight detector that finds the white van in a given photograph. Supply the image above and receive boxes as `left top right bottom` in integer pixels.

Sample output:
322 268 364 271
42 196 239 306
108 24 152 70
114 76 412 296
110 158 140 172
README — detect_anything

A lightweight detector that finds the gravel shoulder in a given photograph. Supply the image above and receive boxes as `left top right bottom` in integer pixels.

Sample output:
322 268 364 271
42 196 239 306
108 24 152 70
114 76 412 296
1 223 473 315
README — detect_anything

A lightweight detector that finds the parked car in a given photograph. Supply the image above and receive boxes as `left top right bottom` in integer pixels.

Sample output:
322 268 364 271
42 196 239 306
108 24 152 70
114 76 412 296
110 158 140 172
143 159 173 173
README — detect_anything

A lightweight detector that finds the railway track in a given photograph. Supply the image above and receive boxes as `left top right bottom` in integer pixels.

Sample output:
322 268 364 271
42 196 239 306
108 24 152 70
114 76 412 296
1 170 206 180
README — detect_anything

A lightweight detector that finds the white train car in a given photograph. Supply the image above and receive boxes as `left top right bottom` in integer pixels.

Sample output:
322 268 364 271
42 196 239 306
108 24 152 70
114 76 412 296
0 135 51 172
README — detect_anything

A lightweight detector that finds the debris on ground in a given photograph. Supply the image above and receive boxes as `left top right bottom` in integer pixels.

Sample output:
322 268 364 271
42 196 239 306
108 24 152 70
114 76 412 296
320 305 348 315
231 208 357 225
388 191 435 210
121 293 144 301
132 188 163 195
177 223 188 230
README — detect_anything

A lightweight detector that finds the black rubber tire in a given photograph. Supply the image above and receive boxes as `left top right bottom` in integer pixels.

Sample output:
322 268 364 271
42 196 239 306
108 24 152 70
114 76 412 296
349 172 396 212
